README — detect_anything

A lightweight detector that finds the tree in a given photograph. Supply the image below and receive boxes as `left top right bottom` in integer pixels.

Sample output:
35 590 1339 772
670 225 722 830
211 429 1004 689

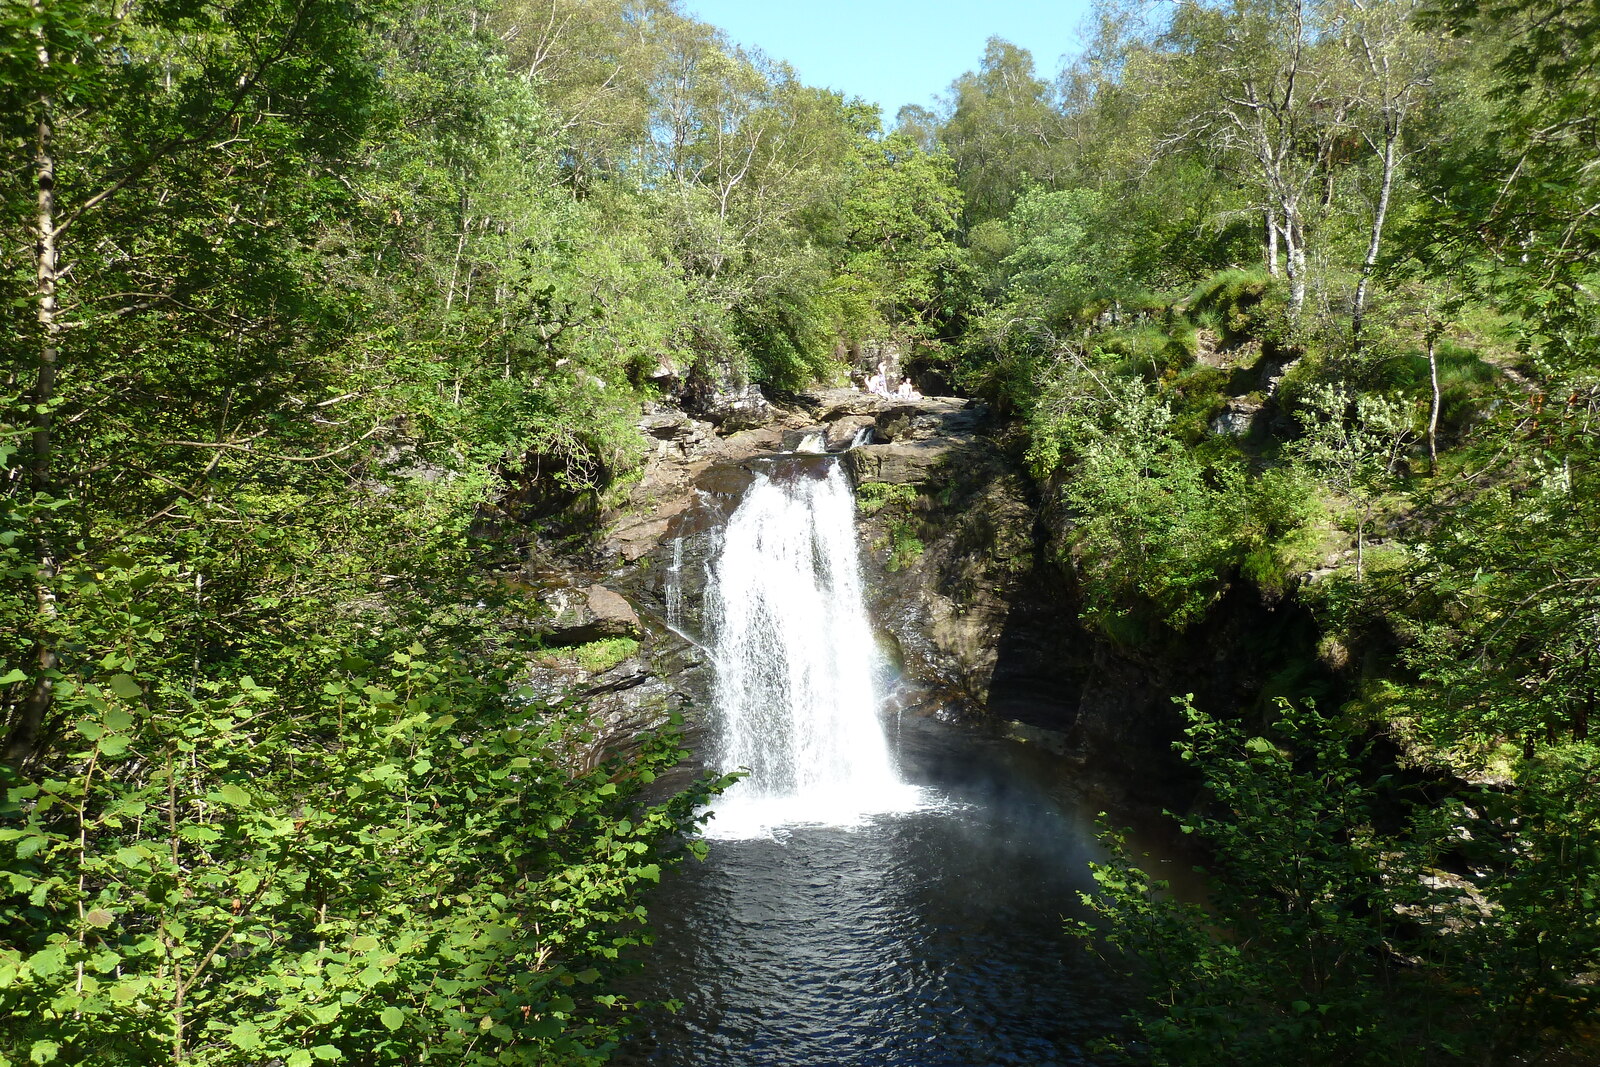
1379 0 1600 755
1 0 383 765
1340 0 1441 352
1414 0 1600 374
492 0 675 185
1381 383 1600 753
831 130 966 347
1 3 734 1063
1158 0 1354 320
940 38 1072 230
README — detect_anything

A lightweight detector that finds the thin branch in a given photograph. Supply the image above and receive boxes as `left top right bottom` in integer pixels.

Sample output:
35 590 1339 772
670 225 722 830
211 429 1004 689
163 423 386 463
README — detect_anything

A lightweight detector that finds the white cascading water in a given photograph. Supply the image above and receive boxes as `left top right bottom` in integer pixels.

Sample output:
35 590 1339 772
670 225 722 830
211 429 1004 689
664 536 685 629
703 461 925 838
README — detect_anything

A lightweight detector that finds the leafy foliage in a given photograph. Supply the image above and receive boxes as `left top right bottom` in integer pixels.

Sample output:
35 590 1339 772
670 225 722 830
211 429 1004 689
0 654 720 1066
4 0 1600 1063
1082 701 1600 1066
1 1 747 1063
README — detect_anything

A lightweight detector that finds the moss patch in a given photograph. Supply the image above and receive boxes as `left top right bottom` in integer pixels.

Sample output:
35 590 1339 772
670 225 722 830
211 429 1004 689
572 637 639 673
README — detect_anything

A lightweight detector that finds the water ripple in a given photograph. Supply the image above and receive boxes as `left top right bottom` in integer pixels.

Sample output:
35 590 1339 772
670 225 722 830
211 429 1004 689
617 721 1140 1067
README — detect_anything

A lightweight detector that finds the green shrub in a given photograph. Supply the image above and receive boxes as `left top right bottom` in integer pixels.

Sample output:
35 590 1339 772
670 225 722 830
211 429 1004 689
1390 341 1502 434
1167 365 1231 443
884 520 925 571
856 482 919 516
1094 323 1194 379
1166 316 1201 361
1080 702 1600 1064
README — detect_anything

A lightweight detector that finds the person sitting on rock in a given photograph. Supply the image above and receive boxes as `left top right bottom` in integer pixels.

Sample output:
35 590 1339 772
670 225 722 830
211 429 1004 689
873 361 896 396
896 377 920 399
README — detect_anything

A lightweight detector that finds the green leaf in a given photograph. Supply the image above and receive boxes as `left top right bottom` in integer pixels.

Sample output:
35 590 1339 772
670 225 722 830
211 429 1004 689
216 784 251 807
115 845 150 869
0 668 26 685
312 1045 342 1061
228 1021 261 1050
1244 736 1280 756
106 674 143 699
379 1006 404 1031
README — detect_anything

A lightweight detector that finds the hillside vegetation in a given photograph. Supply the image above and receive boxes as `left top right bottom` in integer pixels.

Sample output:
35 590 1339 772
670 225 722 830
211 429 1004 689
2 0 1597 1063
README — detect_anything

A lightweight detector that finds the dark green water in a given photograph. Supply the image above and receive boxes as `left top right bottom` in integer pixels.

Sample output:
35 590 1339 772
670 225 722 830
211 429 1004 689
617 715 1184 1066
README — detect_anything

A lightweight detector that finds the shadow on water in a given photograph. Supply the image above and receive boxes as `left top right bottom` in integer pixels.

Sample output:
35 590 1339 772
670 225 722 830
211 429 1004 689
616 715 1189 1067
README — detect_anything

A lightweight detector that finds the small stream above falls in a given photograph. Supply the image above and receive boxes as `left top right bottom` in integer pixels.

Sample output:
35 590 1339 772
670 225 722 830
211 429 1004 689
616 444 1182 1065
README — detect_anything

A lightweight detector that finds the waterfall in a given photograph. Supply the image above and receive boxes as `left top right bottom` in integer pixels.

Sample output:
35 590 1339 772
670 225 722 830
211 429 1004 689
664 536 685 628
703 460 924 837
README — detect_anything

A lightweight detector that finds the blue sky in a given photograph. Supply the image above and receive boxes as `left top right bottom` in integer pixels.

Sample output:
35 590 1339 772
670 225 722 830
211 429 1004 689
683 0 1100 120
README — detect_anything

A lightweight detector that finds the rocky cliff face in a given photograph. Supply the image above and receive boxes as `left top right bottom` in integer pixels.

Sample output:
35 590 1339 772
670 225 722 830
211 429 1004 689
841 393 1330 792
512 385 1332 797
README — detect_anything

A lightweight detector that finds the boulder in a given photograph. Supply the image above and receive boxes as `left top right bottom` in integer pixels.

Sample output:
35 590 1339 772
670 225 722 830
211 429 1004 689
780 427 829 453
873 397 983 443
542 584 642 646
639 409 703 444
847 438 964 486
584 585 640 636
1210 397 1265 437
811 389 883 421
610 517 675 563
694 384 777 433
824 415 877 451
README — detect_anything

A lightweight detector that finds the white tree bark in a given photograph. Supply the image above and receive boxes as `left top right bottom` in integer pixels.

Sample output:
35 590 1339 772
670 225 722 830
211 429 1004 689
1426 330 1441 474
6 0 63 766
1266 205 1280 275
1351 113 1398 350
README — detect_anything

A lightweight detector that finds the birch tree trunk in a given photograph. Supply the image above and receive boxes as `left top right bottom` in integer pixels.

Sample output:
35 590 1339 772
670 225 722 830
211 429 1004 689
1285 209 1308 316
1426 330 1441 475
1266 205 1280 275
1352 111 1401 353
6 0 63 766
